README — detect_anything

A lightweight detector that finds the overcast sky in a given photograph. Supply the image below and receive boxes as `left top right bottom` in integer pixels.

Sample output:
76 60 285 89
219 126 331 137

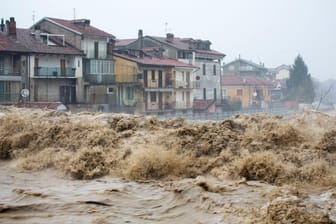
2 0 335 81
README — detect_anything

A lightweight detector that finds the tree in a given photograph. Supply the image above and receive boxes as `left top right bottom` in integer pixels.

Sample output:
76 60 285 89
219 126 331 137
285 55 315 103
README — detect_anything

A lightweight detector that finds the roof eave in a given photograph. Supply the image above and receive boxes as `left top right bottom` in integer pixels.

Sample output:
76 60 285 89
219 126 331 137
43 17 83 36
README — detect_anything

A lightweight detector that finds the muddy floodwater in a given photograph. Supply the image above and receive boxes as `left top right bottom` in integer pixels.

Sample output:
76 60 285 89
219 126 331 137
1 106 336 223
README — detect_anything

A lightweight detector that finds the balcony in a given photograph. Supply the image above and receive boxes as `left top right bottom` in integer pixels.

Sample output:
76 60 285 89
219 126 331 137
144 79 174 92
84 74 115 85
174 81 199 89
83 59 115 85
0 68 22 81
34 67 76 78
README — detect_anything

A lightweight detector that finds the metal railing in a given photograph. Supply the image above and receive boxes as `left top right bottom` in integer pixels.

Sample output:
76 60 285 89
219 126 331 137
158 107 297 121
174 81 199 89
84 74 116 85
34 67 76 77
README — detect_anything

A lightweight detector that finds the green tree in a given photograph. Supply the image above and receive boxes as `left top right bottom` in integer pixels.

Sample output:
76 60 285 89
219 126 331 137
285 55 315 103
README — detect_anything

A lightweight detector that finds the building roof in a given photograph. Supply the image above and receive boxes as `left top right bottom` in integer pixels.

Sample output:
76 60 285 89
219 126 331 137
0 29 84 55
115 39 136 47
274 64 290 71
147 36 225 57
40 17 115 39
0 32 30 53
221 75 274 86
223 58 268 71
114 53 197 68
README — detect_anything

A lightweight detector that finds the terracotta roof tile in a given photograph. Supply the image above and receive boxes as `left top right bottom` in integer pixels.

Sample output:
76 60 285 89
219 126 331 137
221 75 274 86
114 53 197 68
0 29 83 55
115 39 136 47
45 17 115 38
148 36 225 57
0 32 30 52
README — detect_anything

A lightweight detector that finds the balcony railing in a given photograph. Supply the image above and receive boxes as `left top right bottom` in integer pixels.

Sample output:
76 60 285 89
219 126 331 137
174 81 199 89
115 73 143 85
0 70 22 81
84 74 116 85
34 67 76 78
0 68 21 76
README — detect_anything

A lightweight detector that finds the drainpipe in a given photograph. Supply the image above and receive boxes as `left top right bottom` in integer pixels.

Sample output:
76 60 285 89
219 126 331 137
27 55 31 102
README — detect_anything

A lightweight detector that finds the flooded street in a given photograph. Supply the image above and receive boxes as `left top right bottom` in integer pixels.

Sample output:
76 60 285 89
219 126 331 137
1 106 336 223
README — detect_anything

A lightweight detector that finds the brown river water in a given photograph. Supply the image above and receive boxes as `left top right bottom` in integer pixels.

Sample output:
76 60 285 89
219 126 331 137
0 106 336 223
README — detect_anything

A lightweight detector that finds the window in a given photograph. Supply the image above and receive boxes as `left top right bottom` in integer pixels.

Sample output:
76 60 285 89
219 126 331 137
182 91 185 101
202 64 206 75
94 41 99 59
78 59 81 68
0 56 4 74
214 88 217 100
151 70 155 81
182 71 184 80
107 86 114 94
237 89 243 96
150 92 156 102
203 88 206 99
89 60 113 75
213 64 216 75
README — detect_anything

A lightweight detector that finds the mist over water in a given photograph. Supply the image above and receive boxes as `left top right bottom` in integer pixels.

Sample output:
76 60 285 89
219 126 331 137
1 106 336 223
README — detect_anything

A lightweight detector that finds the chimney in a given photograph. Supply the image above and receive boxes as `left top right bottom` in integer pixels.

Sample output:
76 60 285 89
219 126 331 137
138 29 143 39
34 25 41 41
138 29 143 49
8 17 16 38
0 18 4 32
84 19 90 29
107 38 115 55
5 20 9 35
166 33 174 43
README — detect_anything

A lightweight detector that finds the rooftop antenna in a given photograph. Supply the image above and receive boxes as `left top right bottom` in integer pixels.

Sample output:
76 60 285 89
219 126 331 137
32 10 36 24
165 22 168 34
73 8 76 21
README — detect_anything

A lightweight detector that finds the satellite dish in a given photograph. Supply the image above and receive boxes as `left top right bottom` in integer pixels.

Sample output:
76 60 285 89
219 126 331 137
21 89 30 98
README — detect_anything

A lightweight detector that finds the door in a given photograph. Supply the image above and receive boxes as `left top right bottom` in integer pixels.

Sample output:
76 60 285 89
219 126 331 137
144 70 148 88
186 72 190 88
60 86 76 104
159 92 163 110
94 42 99 59
186 91 190 108
70 86 76 103
60 59 66 76
34 57 39 76
158 71 162 88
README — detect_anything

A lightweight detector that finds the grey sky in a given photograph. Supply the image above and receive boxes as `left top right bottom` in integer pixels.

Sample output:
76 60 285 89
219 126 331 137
2 0 335 80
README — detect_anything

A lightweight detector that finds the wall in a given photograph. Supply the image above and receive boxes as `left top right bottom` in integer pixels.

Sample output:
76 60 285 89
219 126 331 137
38 20 82 49
31 78 75 102
276 68 290 80
82 37 108 59
36 55 74 68
193 60 221 101
224 85 272 108
114 56 139 82
174 68 194 110
28 55 85 103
